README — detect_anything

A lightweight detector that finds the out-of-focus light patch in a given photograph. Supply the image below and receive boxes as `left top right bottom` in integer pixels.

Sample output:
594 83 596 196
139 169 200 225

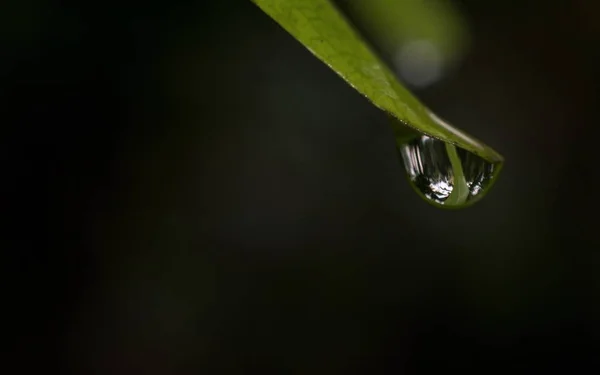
395 39 443 88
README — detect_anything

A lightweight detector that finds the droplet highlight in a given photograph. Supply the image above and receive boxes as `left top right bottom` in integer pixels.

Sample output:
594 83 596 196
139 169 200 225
398 134 502 208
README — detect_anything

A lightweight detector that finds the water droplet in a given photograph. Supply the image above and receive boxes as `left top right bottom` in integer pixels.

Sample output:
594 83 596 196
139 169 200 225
398 134 502 208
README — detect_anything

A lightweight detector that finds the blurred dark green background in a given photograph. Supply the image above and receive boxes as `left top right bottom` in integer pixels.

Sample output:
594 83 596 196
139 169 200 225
3 0 600 373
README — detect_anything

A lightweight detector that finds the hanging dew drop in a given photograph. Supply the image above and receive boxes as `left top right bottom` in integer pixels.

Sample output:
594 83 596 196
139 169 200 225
397 134 502 208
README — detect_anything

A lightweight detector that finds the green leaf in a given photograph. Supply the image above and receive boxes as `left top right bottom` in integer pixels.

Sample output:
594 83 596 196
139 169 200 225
251 0 503 164
338 0 470 67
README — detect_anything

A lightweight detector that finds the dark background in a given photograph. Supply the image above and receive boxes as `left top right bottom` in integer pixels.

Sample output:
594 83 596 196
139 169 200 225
3 0 600 373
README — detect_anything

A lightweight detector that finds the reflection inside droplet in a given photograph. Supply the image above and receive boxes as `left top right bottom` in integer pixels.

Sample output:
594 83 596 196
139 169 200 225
398 134 501 208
